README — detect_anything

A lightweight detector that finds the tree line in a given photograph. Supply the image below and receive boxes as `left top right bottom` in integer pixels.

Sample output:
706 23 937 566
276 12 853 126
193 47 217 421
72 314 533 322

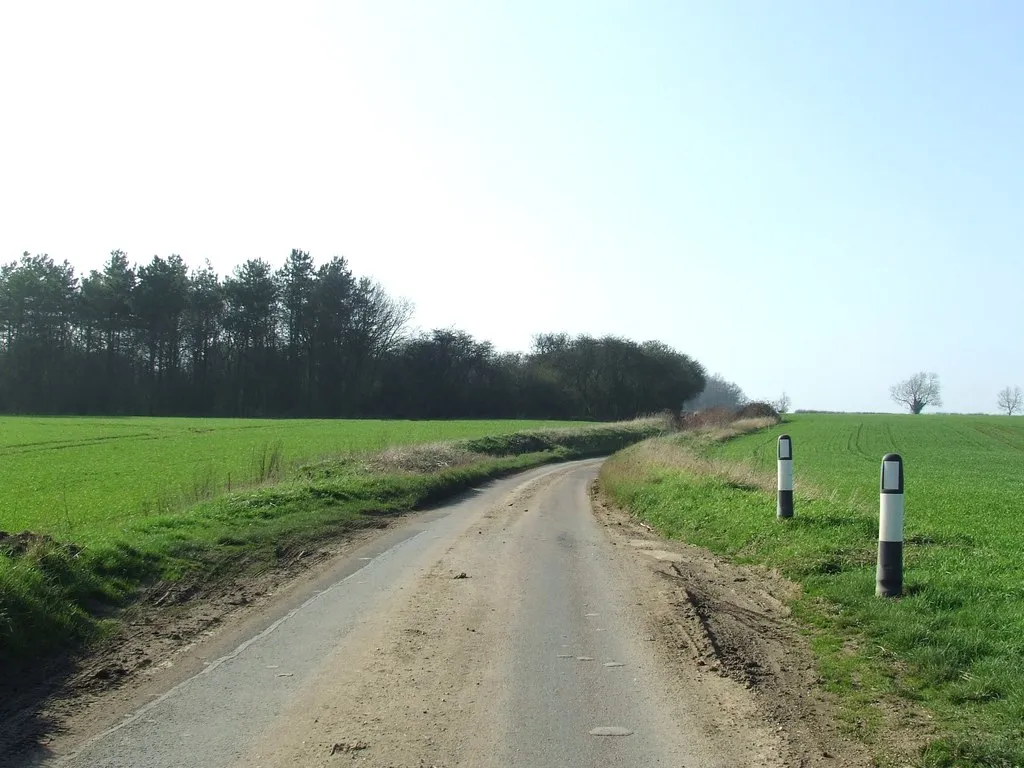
0 250 707 420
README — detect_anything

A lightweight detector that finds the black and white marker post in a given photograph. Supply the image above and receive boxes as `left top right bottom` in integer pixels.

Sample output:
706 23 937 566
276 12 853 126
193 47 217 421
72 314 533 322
876 453 904 598
777 434 794 519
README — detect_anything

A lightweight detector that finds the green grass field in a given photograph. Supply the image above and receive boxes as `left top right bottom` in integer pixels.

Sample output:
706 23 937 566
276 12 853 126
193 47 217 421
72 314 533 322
601 414 1024 767
0 417 575 544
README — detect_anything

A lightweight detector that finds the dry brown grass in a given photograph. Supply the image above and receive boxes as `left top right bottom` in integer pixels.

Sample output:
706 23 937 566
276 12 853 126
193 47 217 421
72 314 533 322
703 416 779 442
610 435 778 494
602 413 782 493
357 416 672 475
360 442 485 474
526 414 675 438
599 416 842 504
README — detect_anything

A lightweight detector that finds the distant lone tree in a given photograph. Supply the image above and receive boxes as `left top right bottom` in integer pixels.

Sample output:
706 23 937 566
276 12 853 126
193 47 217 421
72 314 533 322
890 372 942 414
773 392 791 414
997 386 1022 416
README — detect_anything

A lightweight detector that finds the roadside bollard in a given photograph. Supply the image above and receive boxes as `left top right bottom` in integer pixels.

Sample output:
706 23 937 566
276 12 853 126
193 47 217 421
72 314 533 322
777 434 793 519
876 453 904 597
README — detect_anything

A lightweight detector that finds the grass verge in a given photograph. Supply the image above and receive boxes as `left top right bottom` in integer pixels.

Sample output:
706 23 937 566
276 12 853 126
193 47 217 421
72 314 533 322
1 418 666 667
599 415 1024 767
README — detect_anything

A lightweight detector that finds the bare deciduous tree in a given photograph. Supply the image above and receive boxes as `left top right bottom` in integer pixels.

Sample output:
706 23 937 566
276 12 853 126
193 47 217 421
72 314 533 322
890 372 942 414
352 277 415 357
773 392 791 414
997 385 1022 416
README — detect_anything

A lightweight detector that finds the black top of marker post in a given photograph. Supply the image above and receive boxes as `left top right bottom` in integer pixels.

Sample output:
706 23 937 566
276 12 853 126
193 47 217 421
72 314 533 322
777 434 792 460
880 453 904 494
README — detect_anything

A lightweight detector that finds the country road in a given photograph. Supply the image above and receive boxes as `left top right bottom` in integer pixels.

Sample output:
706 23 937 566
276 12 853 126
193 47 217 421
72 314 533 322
23 459 858 768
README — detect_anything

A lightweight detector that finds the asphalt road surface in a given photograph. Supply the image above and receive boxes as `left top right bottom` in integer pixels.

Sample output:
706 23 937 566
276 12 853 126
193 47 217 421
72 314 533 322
44 460 784 768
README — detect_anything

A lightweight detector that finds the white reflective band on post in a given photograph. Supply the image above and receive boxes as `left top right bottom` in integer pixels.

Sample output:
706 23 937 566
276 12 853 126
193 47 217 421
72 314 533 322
879 494 905 543
882 461 901 492
777 462 793 491
776 434 795 519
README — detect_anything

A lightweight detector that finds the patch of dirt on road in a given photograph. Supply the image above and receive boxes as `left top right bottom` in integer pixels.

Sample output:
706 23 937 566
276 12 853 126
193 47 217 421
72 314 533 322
591 483 918 767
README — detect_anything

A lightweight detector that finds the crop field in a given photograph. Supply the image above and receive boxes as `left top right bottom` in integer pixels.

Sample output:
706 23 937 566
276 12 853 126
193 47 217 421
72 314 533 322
0 416 576 545
601 414 1024 766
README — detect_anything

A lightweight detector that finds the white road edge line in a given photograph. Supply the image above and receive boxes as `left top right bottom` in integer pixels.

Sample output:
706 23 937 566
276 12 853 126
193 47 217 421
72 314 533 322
54 529 430 766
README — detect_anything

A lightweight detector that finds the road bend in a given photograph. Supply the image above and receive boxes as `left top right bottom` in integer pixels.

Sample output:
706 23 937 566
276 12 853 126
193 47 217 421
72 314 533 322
43 459 777 768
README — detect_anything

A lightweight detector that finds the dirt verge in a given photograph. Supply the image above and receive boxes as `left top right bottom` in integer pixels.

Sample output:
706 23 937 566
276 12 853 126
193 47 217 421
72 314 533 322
590 482 883 767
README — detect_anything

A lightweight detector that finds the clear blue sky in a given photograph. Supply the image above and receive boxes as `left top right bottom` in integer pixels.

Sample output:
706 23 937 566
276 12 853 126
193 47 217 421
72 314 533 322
2 1 1022 413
